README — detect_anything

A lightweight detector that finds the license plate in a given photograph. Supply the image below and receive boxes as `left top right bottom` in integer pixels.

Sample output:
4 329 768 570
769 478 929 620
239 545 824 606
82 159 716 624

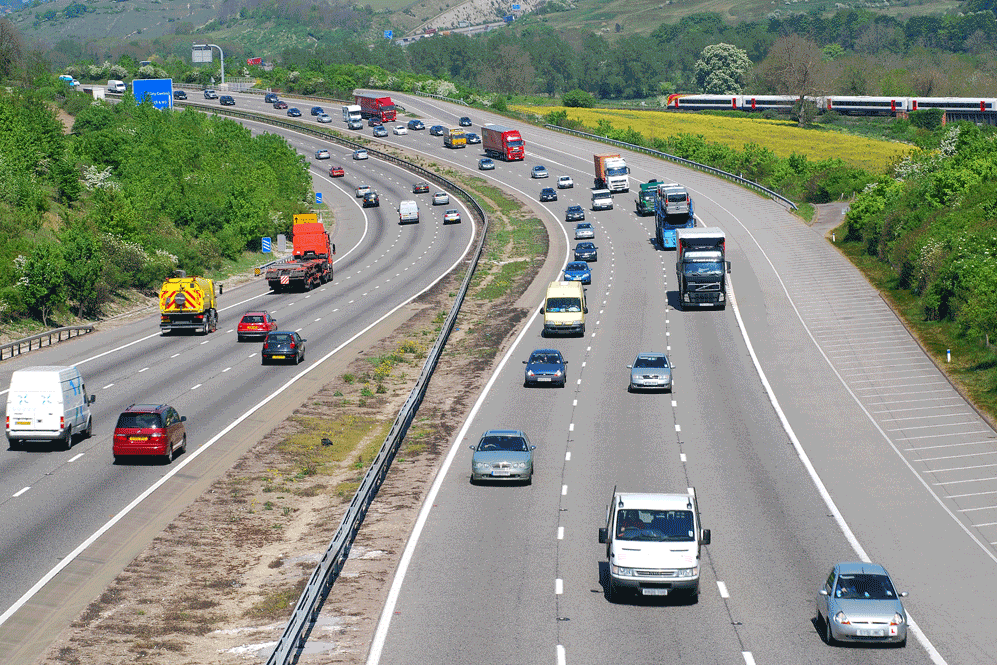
16 420 31 425
537 377 552 382
856 629 884 637
641 588 669 596
130 436 148 441
272 355 285 359
492 470 511 477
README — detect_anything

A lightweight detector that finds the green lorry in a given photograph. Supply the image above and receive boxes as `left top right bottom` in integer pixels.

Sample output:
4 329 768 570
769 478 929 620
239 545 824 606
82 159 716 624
635 179 659 216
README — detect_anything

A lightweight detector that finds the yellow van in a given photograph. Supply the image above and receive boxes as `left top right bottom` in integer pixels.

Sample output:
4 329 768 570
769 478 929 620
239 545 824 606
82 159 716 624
543 281 587 336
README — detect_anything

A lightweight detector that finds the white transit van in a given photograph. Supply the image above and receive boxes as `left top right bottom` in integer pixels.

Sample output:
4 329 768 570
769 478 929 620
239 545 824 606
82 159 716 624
106 79 126 93
598 488 711 602
5 366 96 449
398 200 420 224
542 280 587 336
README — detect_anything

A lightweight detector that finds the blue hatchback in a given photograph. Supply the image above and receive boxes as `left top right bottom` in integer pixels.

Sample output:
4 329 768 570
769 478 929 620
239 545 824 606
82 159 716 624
563 261 591 284
523 348 568 387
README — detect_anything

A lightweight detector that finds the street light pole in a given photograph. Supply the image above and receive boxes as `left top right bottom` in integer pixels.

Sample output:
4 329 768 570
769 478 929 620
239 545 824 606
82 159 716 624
192 43 225 85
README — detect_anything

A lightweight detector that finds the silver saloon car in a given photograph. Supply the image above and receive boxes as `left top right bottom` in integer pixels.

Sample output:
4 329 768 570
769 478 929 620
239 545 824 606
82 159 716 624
817 562 908 647
469 429 535 484
627 352 673 392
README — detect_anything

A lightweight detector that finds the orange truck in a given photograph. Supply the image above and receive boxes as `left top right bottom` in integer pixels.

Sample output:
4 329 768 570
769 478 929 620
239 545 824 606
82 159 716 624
159 272 218 334
265 222 335 292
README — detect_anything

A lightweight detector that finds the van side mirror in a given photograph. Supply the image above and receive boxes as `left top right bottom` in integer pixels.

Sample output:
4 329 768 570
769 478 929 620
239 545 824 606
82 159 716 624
726 261 731 274
180 415 187 422
332 244 336 255
701 528 711 545
88 395 97 405
598 527 608 544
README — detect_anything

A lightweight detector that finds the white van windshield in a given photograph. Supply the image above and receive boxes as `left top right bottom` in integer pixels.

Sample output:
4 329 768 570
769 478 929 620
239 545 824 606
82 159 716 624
615 509 694 542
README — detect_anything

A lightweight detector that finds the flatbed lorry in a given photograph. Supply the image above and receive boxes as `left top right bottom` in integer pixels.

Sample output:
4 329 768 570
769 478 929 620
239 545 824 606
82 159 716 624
655 183 695 249
265 222 335 292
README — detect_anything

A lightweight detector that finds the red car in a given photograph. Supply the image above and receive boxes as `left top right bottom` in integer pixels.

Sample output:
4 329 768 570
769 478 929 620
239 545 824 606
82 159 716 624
237 311 278 341
329 165 345 177
112 404 187 463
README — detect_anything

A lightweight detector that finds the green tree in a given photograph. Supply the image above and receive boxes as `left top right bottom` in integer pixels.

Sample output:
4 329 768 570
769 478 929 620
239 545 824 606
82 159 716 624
562 88 595 108
18 239 66 326
60 222 105 318
694 43 752 94
0 17 24 81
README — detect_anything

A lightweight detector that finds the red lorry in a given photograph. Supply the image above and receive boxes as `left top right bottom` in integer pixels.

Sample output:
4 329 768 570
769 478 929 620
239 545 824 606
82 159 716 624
481 124 525 161
265 223 335 292
354 94 396 123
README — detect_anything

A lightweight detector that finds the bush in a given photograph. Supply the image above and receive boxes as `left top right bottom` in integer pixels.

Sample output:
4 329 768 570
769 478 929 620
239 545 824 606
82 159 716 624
562 88 596 108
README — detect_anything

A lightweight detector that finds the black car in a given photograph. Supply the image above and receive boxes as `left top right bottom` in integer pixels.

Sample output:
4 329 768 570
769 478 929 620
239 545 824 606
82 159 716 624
540 187 557 202
458 116 472 127
172 90 187 100
574 241 598 262
264 92 279 103
465 132 481 144
407 119 425 130
368 117 383 127
262 331 306 365
413 182 430 194
429 125 446 136
219 95 235 105
273 100 288 109
310 106 324 116
523 348 568 387
565 205 585 222
362 191 380 208
287 107 302 117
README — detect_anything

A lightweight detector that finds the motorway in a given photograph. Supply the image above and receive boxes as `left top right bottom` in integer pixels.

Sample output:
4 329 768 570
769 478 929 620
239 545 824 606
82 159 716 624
0 107 475 658
4 89 997 665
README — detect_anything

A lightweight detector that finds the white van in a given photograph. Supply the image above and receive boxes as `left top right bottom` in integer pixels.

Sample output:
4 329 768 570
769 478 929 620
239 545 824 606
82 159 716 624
5 366 96 449
399 200 420 224
543 280 587 336
106 79 126 93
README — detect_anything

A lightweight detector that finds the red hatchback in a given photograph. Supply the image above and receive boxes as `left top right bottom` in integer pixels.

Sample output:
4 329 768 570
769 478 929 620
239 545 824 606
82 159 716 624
237 311 278 341
112 404 187 463
329 165 345 177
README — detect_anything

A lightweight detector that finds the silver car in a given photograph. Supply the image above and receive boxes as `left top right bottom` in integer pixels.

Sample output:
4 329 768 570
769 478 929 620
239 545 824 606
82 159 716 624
469 429 535 484
627 352 673 392
574 222 595 239
817 562 908 647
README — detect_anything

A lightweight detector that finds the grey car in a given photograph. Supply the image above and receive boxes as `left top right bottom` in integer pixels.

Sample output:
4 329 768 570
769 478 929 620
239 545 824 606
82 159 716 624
574 222 595 239
817 562 908 647
627 352 673 392
469 429 535 484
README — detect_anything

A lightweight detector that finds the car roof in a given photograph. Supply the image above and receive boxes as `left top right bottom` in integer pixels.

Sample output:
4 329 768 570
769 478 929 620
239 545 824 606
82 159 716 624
241 310 268 316
445 208 458 213
634 352 667 359
530 348 561 355
567 261 587 267
568 205 582 210
576 241 594 246
481 429 526 437
121 403 168 414
835 561 889 575
577 222 592 226
267 330 297 336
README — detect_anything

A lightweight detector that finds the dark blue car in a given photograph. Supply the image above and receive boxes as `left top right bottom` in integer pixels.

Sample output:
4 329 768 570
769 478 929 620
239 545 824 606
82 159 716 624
287 107 302 117
563 261 591 284
574 242 598 262
523 349 568 387
310 106 324 116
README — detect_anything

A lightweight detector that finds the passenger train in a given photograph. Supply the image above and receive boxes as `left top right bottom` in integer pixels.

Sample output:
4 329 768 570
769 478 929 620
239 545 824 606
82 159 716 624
665 93 997 117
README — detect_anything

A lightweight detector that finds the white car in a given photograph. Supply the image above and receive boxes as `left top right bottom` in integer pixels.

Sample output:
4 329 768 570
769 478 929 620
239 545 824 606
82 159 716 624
432 191 450 206
353 149 368 160
314 149 330 160
393 125 408 135
355 184 372 198
317 113 333 123
557 176 574 189
443 209 461 224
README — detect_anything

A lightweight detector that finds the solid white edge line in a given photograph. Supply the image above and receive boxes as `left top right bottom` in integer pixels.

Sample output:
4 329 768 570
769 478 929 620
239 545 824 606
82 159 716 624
557 644 566 665
741 652 756 665
365 181 572 665
0 201 476 629
728 283 945 664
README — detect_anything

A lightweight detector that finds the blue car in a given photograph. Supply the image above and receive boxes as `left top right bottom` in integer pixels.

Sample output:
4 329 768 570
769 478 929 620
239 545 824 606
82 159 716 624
523 348 567 387
563 261 591 284
310 106 324 116
287 107 302 117
574 242 598 262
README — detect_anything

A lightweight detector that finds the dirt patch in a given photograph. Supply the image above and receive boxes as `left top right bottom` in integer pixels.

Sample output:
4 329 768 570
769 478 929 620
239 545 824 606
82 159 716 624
40 182 547 664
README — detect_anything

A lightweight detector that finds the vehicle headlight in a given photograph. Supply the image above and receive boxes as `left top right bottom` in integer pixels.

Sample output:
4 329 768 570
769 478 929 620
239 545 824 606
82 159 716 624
892 612 905 625
526 370 535 376
833 611 850 625
718 292 725 301
554 370 562 376
611 565 634 576
474 462 490 470
513 461 526 468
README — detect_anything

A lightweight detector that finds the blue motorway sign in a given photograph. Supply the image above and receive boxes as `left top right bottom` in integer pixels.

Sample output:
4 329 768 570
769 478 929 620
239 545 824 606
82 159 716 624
384 30 393 39
132 78 174 110
262 237 272 253
316 192 323 204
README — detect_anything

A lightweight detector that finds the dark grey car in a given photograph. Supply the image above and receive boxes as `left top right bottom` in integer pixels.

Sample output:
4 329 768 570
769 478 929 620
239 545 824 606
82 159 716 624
262 331 307 365
574 242 598 262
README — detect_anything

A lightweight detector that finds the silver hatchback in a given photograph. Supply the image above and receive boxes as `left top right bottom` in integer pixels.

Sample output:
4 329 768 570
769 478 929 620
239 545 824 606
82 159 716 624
817 562 908 647
627 352 673 392
469 429 535 484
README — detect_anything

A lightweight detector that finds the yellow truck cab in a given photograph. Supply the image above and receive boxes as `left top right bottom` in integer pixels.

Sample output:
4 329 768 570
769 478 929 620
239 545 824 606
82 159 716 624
543 280 587 336
444 128 467 149
159 271 218 334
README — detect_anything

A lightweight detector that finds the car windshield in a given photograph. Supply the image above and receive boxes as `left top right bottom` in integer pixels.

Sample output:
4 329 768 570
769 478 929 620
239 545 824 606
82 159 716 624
615 509 694 542
834 574 898 600
578 224 592 230
530 353 561 364
242 315 264 323
683 262 723 275
569 207 581 213
566 263 587 271
634 355 668 369
535 167 545 172
477 435 528 452
117 413 162 429
546 297 581 313
578 243 594 250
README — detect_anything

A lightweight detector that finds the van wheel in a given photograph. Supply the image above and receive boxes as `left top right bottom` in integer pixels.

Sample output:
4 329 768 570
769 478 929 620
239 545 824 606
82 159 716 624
9 438 21 450
84 417 93 439
61 426 72 450
607 577 618 603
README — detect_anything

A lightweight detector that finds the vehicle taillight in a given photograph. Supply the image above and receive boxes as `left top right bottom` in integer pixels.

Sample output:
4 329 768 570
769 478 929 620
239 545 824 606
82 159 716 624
263 342 269 350
289 342 296 349
60 416 65 430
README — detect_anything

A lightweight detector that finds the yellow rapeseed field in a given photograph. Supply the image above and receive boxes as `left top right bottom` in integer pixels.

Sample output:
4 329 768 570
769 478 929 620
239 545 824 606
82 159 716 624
514 106 915 173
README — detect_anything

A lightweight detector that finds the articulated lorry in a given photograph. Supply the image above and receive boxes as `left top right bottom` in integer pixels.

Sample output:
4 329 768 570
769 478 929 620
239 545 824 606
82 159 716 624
265 222 335 292
481 124 525 161
635 180 660 216
354 94 396 122
159 272 218 334
675 227 730 310
444 128 467 148
598 488 711 602
593 153 630 192
655 183 695 249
